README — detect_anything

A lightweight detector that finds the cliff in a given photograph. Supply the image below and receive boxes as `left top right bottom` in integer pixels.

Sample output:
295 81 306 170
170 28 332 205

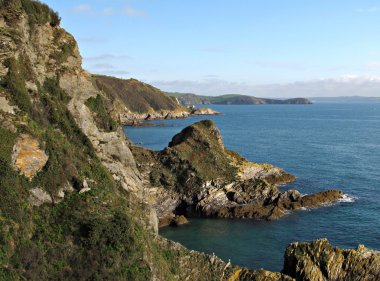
168 93 313 106
0 1 377 280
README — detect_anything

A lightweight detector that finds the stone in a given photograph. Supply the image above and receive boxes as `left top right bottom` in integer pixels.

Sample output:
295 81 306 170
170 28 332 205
283 239 380 281
12 134 48 179
79 187 91 194
29 188 52 207
170 215 189 227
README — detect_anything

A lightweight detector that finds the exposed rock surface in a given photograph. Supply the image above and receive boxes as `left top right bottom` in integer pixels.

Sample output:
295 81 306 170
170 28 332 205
132 120 343 226
190 107 221 116
283 239 380 281
12 134 48 179
29 187 52 206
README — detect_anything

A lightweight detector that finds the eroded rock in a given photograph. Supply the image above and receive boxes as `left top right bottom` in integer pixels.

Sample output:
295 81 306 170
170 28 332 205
29 188 52 207
12 134 48 179
132 120 343 225
283 239 380 281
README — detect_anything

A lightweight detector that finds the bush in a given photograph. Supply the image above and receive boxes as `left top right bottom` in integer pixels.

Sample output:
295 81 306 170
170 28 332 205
20 0 61 27
85 95 118 132
1 58 33 114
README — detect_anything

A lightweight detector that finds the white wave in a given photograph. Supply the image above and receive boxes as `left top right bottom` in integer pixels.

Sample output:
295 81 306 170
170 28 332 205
338 194 357 203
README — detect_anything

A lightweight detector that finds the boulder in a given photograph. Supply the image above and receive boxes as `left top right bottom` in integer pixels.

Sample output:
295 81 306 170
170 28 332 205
12 134 48 179
283 239 380 281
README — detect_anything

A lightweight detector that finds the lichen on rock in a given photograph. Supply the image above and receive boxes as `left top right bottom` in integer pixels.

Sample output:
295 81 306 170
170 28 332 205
12 134 48 179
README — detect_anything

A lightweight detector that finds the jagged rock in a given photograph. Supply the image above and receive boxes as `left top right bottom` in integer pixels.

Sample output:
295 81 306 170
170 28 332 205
12 134 48 179
170 215 189 227
29 188 52 207
79 187 91 194
283 239 380 281
132 120 343 224
190 107 221 116
0 95 16 114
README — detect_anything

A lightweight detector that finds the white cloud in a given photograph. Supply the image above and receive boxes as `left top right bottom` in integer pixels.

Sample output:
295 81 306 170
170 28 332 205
357 7 380 13
84 54 132 61
122 7 146 17
92 63 115 70
150 76 380 98
71 4 92 14
102 7 114 16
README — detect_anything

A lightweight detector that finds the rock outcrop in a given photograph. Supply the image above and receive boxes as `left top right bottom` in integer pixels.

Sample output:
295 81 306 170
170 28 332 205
132 120 343 226
12 134 48 179
283 239 380 281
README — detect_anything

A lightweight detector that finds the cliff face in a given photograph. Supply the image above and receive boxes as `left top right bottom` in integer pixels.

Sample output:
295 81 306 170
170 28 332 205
0 1 234 280
0 1 295 280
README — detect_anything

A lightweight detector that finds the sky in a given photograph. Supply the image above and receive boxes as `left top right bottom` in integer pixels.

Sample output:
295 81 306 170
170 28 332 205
43 0 380 97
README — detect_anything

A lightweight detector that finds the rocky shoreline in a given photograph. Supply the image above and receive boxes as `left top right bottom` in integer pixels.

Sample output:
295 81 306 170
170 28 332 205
124 107 221 126
131 120 344 228
1 1 379 280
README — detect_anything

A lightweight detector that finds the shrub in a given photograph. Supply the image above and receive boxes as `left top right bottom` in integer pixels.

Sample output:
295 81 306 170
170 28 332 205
85 95 118 132
1 58 32 114
20 0 61 27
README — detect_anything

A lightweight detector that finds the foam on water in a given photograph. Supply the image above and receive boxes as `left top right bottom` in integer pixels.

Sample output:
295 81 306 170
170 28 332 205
338 194 357 203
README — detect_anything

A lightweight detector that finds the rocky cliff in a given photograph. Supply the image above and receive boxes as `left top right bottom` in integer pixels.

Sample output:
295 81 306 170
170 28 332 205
132 120 343 227
283 239 380 281
0 1 377 280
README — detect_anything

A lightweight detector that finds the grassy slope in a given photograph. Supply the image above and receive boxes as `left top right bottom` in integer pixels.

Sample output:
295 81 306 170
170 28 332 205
93 75 184 114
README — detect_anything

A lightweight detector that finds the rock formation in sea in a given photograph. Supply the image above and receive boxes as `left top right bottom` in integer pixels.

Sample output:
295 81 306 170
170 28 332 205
132 119 343 227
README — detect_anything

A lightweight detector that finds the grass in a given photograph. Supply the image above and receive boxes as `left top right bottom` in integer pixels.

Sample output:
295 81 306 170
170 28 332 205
85 94 118 132
93 75 182 114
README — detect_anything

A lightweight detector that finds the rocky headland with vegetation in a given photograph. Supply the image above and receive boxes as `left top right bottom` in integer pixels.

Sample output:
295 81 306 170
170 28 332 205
0 1 378 280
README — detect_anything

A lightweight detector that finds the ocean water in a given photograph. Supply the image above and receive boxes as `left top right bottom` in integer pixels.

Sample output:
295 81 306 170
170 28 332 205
124 103 380 272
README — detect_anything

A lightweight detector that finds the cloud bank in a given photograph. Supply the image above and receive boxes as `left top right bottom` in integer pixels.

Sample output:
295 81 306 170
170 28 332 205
150 76 380 98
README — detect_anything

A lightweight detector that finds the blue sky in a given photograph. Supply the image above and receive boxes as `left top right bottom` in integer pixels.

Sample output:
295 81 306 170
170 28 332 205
43 0 380 97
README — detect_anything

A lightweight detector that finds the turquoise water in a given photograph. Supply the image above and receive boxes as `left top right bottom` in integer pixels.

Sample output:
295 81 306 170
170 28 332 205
124 103 380 272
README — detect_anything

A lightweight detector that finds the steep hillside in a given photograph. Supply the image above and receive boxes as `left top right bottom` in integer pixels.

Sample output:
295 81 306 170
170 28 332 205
0 1 378 281
168 93 312 105
0 1 248 280
93 76 220 125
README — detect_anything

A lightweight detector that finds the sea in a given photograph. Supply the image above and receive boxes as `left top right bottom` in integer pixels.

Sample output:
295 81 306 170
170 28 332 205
123 103 380 272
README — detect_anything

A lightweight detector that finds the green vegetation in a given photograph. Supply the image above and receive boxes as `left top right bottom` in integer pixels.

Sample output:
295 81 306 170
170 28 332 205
1 57 33 114
167 92 312 105
93 75 183 114
0 0 61 27
85 94 118 132
51 41 76 64
171 120 238 182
